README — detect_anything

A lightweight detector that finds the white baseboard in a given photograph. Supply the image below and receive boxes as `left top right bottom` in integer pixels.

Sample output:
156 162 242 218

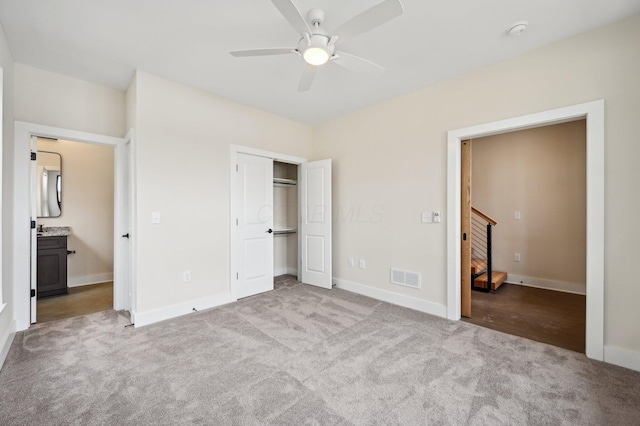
604 345 640 373
505 274 586 295
0 317 17 371
274 267 298 277
334 278 447 318
132 293 232 328
68 272 114 288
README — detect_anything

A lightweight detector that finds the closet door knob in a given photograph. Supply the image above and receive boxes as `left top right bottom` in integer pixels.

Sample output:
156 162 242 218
267 229 273 234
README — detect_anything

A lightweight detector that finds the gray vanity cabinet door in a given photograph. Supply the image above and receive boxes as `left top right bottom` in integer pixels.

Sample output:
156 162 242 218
37 236 68 298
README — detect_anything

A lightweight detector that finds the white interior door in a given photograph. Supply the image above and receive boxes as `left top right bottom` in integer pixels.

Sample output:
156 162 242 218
236 153 274 299
300 159 332 289
114 137 132 312
29 136 38 323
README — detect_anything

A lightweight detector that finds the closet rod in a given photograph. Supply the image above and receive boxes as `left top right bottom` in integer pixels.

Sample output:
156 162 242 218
273 228 297 235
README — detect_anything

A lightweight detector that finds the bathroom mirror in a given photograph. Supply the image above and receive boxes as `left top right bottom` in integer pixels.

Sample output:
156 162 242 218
37 151 62 218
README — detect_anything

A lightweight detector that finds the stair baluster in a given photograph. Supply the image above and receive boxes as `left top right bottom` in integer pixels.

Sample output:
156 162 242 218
470 207 501 292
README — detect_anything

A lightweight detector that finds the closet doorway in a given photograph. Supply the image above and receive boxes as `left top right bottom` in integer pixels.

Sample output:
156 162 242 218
230 145 332 300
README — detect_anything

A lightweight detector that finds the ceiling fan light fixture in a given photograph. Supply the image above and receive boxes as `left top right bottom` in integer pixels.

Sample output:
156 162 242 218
303 47 330 65
230 0 404 90
300 33 333 66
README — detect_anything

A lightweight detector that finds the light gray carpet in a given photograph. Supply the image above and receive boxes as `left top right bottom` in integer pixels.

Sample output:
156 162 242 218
1 276 639 425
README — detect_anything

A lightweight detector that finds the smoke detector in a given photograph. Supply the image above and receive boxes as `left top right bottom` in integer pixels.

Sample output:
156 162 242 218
508 21 528 36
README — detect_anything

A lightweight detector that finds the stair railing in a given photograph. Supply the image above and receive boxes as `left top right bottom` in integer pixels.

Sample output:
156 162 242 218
471 207 498 292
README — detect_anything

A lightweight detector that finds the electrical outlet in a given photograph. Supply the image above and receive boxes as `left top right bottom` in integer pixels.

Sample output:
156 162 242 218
433 211 441 223
359 259 366 269
514 253 521 262
348 258 354 267
183 270 192 282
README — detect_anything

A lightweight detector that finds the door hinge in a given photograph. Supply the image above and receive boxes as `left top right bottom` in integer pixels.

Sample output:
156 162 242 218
236 272 239 280
30 289 35 298
30 152 36 161
236 218 238 226
30 220 36 229
236 164 238 172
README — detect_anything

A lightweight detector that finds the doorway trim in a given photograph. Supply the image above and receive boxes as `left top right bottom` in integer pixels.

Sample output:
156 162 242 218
14 121 133 330
446 100 604 361
229 144 307 301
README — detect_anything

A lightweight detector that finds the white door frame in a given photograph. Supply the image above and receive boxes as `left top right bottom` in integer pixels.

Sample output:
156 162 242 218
229 144 307 301
13 121 135 330
446 100 605 361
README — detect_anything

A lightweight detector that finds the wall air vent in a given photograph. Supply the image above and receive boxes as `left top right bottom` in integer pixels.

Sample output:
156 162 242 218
390 268 421 289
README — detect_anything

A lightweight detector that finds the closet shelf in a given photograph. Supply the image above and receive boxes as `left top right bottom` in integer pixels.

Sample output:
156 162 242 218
273 177 297 186
273 228 297 235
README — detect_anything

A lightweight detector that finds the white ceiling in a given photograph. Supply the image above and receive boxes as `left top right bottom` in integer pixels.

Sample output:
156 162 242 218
1 0 639 125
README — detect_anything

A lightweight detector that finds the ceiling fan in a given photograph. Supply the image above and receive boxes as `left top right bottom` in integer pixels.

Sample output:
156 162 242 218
230 0 404 91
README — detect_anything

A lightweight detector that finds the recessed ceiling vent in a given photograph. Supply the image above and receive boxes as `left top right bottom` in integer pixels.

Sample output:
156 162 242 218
391 268 421 289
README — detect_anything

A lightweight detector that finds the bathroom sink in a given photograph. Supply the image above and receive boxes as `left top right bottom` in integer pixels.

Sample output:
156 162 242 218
36 226 71 237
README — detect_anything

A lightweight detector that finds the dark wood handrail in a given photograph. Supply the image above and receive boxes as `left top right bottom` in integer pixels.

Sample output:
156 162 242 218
472 207 498 226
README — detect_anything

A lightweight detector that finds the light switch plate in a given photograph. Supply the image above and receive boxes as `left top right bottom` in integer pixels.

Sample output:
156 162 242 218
514 211 521 220
421 211 432 223
152 212 161 224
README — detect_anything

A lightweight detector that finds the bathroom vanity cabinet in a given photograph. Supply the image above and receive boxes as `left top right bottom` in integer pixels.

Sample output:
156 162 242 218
37 235 68 297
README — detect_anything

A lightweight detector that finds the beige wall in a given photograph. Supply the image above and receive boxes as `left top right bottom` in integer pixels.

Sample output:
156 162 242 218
14 63 125 137
37 138 114 286
134 71 312 313
472 121 586 290
312 14 640 353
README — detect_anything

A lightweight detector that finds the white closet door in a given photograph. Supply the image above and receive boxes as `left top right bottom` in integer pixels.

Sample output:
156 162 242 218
236 153 274 298
300 159 332 289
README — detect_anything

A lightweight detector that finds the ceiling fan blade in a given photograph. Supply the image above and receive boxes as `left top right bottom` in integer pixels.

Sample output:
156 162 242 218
334 0 403 41
298 65 317 92
271 0 312 35
332 51 385 76
230 48 296 57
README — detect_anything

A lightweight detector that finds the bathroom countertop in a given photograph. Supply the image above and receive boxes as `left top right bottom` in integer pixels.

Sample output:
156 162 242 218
37 226 71 237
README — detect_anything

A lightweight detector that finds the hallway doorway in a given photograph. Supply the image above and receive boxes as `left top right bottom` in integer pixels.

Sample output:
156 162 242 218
446 100 605 361
461 120 587 352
